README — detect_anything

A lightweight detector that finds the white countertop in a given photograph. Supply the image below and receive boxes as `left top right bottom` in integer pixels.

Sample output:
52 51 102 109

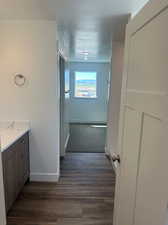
0 121 30 152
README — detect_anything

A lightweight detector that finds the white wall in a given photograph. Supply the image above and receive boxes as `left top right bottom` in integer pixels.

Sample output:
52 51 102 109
0 21 60 182
132 0 150 17
106 42 124 156
0 151 6 225
69 62 110 123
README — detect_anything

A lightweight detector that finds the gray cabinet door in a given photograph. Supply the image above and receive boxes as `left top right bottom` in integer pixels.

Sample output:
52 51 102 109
2 145 18 212
2 132 29 212
19 133 29 186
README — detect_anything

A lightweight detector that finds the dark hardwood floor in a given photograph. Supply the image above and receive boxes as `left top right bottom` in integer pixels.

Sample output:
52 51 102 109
7 153 115 225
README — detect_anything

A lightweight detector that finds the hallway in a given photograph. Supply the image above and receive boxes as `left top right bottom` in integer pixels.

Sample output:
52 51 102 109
7 153 115 225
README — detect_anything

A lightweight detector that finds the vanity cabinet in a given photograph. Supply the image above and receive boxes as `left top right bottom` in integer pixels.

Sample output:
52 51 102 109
2 132 29 212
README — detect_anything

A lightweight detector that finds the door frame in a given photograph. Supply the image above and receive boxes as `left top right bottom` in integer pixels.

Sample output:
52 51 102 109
57 47 69 159
59 52 66 157
113 0 168 224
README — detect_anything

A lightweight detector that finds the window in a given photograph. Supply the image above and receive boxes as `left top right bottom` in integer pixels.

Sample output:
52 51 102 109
74 71 97 98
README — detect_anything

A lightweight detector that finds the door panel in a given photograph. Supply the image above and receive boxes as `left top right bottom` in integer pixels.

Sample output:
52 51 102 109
128 9 168 93
116 107 142 225
114 1 168 225
134 115 168 225
127 7 168 225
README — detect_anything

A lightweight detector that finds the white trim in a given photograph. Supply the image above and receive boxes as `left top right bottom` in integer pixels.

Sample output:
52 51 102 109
105 150 117 175
30 173 60 182
69 121 107 124
128 0 168 36
91 125 107 128
61 133 70 157
127 89 168 96
69 59 111 63
105 146 110 156
110 155 117 175
64 133 70 150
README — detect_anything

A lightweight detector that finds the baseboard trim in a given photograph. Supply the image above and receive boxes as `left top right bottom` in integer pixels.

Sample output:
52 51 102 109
61 133 70 157
105 149 117 175
109 155 117 176
105 146 110 155
64 133 70 150
30 173 60 182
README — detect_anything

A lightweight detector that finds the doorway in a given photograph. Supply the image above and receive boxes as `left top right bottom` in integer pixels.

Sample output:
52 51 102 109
57 55 115 224
64 62 110 154
58 31 124 225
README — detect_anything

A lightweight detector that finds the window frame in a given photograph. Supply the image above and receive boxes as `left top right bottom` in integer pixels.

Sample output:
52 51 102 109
73 71 98 99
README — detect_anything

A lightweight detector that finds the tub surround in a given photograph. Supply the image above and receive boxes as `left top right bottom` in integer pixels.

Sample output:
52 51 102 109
0 121 30 152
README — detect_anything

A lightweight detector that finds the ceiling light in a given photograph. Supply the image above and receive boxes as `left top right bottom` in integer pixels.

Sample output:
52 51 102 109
80 51 89 56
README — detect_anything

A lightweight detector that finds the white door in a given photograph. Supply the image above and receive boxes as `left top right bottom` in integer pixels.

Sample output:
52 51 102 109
113 1 168 225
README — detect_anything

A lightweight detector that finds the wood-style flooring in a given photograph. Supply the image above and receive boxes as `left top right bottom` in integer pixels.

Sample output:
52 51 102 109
7 153 115 225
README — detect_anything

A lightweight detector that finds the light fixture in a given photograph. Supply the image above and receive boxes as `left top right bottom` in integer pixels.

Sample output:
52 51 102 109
83 51 89 56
